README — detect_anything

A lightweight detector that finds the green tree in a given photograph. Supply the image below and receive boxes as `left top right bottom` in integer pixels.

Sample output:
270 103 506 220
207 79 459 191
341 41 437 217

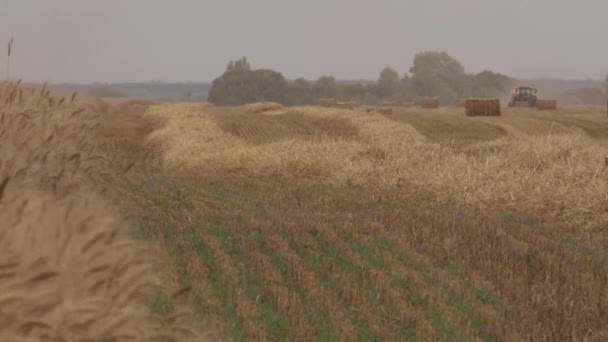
377 67 400 99
409 51 466 104
313 76 338 98
225 57 251 73
208 59 287 105
395 73 414 103
465 70 513 98
286 78 315 105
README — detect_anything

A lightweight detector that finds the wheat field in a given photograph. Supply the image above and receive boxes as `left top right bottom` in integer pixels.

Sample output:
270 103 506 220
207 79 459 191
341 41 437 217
3 84 608 341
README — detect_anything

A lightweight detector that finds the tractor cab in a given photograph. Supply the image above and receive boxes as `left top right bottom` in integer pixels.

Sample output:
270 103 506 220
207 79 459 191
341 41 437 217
514 87 537 95
509 86 539 107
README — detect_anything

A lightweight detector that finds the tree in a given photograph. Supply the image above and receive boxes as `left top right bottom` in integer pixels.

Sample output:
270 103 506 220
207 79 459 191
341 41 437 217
576 87 605 105
313 76 338 98
409 51 467 104
208 59 288 105
225 57 251 74
377 67 400 99
286 78 315 105
465 70 512 98
88 84 127 98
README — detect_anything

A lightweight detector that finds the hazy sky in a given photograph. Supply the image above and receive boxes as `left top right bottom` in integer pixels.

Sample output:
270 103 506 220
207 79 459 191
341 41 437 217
1 0 606 83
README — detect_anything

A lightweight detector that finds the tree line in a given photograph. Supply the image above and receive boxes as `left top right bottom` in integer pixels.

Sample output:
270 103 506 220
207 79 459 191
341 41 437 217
207 52 515 106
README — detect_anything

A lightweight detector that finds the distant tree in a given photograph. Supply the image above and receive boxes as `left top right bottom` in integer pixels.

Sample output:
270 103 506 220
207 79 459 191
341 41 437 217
286 78 316 105
225 57 251 74
377 67 401 99
409 51 466 104
208 59 287 105
88 84 127 98
395 73 415 103
339 82 368 101
576 87 605 105
180 91 192 101
313 76 338 98
465 70 513 98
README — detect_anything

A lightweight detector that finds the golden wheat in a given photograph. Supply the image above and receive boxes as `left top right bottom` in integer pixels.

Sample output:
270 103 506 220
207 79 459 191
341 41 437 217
0 82 215 341
240 101 285 114
145 102 608 228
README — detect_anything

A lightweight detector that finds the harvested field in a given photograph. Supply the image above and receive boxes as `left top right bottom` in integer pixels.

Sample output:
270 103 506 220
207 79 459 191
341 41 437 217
389 107 508 147
212 107 359 145
367 107 393 115
335 101 355 110
240 101 285 114
120 102 608 340
8 84 608 341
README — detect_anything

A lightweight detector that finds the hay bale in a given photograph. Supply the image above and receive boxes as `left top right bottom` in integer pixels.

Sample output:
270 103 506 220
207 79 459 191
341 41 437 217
378 108 393 115
420 97 440 109
537 99 557 110
465 98 501 116
335 101 355 110
319 98 335 107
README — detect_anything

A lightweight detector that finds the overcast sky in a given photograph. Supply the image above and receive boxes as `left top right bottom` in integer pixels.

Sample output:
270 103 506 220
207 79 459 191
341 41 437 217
0 0 606 83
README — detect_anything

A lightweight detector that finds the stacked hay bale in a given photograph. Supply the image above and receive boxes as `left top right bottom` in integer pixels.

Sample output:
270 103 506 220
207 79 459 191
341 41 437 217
465 98 501 116
420 97 440 109
537 99 557 110
319 98 336 107
335 101 355 110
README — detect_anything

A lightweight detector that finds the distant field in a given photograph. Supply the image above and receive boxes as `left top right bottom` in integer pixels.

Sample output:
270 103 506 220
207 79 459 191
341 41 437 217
97 101 608 341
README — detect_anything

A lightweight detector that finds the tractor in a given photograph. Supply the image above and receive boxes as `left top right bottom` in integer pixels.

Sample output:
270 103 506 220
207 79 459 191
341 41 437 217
508 86 538 108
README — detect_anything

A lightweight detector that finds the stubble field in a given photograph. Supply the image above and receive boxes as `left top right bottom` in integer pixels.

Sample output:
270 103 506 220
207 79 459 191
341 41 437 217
3 83 608 341
112 101 608 341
